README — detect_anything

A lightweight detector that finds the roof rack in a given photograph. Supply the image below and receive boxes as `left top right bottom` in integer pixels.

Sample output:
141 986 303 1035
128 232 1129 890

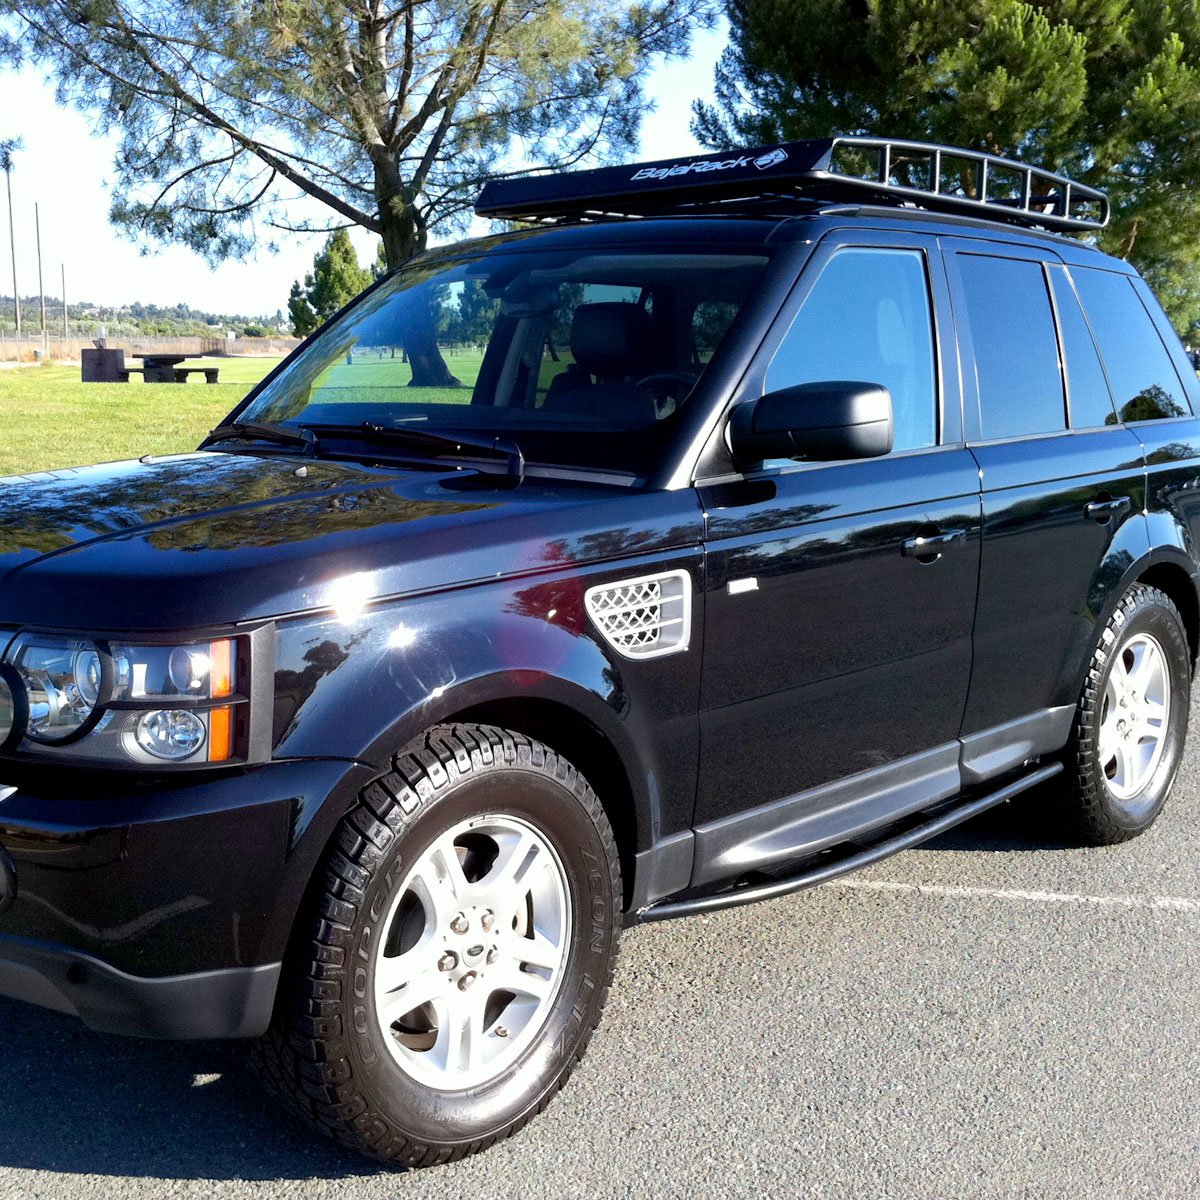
475 136 1109 233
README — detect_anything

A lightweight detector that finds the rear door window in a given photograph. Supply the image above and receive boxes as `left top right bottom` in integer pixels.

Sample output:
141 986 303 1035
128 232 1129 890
1071 267 1190 422
955 254 1065 441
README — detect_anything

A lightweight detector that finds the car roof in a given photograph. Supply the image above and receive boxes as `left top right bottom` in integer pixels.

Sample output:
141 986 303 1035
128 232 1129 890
417 204 1123 275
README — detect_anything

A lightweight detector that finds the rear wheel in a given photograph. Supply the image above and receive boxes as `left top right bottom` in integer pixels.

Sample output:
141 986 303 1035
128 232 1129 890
254 724 621 1166
1060 584 1191 844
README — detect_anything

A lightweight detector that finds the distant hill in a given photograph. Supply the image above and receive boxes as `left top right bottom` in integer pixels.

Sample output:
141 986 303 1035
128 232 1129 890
0 294 288 339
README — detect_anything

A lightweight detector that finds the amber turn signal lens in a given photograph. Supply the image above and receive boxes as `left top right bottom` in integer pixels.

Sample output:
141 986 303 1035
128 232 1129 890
210 639 235 699
208 705 234 763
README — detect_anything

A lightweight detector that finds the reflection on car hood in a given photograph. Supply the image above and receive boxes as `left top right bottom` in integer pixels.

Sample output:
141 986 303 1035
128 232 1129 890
0 452 699 629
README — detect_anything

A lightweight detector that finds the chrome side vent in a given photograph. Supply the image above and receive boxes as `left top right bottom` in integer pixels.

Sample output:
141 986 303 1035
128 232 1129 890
584 569 692 660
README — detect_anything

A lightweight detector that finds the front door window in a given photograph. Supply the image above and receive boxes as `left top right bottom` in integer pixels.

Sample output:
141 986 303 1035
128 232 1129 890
765 247 938 458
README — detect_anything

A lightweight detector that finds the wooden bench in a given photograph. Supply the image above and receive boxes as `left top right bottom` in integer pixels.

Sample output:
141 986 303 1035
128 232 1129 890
116 367 145 382
173 367 220 384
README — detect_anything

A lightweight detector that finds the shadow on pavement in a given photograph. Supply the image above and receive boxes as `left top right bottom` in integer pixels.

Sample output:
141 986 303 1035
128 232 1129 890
917 784 1081 854
0 997 383 1182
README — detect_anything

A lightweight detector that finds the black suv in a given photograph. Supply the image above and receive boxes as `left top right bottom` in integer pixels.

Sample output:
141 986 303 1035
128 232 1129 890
1 137 1197 1166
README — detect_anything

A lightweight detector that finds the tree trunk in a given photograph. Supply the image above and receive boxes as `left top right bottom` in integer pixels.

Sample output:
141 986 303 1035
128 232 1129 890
376 162 462 389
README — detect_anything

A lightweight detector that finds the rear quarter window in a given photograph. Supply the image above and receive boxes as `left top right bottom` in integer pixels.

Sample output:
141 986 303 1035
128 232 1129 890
1071 267 1191 423
1048 266 1118 429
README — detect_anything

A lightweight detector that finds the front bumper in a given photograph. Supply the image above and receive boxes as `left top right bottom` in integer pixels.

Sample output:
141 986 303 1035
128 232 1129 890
0 934 281 1038
0 757 371 1038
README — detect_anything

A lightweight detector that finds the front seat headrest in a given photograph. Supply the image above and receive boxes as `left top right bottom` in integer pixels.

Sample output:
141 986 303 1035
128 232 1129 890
570 303 652 380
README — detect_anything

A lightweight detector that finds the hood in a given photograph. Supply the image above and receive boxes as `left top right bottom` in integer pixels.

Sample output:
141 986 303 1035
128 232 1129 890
0 452 700 630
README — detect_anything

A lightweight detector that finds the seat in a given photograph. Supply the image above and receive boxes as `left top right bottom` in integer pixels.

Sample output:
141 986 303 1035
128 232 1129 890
543 303 658 426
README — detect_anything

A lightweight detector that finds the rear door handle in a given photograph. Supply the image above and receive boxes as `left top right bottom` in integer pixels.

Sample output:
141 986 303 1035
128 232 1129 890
1084 495 1131 524
901 528 967 560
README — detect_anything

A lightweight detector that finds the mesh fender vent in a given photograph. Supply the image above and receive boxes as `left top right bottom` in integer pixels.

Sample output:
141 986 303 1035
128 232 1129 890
584 569 692 660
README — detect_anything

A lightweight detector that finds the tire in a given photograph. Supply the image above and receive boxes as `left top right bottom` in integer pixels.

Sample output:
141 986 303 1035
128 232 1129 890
253 723 622 1166
1060 583 1191 845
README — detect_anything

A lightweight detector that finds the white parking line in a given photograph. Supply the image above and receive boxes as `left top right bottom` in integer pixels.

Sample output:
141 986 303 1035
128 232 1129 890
829 877 1200 913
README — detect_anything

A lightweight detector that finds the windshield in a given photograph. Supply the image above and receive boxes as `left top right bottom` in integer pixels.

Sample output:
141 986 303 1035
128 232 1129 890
239 242 771 476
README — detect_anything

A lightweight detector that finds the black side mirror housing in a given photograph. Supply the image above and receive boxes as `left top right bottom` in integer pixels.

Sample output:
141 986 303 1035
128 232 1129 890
729 381 894 465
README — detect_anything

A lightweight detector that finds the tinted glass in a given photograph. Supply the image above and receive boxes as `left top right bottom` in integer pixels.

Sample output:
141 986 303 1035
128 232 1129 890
1048 266 1117 428
1072 267 1189 422
692 301 740 365
241 246 770 475
957 254 1064 441
766 247 937 453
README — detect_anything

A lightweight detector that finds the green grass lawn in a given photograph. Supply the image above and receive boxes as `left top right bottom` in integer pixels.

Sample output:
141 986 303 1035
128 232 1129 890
309 350 484 407
0 348 545 477
0 358 285 477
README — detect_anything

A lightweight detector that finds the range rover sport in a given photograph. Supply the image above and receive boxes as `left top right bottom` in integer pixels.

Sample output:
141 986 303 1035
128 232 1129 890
0 136 1196 1165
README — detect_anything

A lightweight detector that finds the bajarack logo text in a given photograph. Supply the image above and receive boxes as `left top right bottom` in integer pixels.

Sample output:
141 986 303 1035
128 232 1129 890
631 147 789 183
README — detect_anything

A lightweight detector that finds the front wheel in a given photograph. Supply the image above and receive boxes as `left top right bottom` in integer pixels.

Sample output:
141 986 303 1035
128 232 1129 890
1061 583 1191 844
254 724 622 1166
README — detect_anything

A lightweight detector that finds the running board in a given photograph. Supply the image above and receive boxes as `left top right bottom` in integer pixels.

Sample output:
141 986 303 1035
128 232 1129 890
634 761 1062 924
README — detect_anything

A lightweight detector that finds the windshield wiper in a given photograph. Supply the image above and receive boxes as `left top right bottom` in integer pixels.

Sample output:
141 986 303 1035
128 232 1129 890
315 422 526 487
203 420 319 456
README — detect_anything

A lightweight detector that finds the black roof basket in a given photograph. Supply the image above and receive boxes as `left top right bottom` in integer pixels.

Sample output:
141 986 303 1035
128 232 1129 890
475 136 1109 233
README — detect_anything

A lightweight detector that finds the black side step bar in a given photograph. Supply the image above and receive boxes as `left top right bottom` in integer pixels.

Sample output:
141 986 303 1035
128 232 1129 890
635 761 1062 925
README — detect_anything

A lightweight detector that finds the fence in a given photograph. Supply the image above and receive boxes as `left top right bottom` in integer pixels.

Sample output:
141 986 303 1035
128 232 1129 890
0 332 301 364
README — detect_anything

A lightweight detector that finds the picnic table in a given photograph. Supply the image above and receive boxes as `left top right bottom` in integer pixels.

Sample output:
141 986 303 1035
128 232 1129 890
129 353 220 384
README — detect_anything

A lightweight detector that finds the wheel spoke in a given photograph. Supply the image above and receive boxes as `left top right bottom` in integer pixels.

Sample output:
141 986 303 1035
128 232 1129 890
1135 721 1162 747
1109 739 1131 791
1125 642 1157 694
478 828 543 908
427 834 473 905
403 833 476 933
374 942 429 996
440 989 487 1076
378 960 446 1022
508 928 564 973
1140 697 1168 737
1136 736 1157 773
488 960 554 1001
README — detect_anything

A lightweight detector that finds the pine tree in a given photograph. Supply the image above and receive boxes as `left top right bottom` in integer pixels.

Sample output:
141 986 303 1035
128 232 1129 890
287 281 318 339
2 2 716 270
697 1 1200 335
444 281 500 348
372 242 388 282
288 229 371 337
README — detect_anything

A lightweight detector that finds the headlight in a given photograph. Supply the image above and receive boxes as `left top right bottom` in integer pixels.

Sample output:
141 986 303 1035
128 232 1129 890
135 709 209 761
0 664 25 751
6 635 107 744
0 631 252 767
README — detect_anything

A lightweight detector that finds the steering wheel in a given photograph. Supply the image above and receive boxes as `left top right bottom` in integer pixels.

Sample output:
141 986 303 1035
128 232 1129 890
634 370 700 416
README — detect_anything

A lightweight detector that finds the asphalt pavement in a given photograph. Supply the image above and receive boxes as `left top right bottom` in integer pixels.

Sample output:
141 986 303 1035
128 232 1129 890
3 745 1200 1199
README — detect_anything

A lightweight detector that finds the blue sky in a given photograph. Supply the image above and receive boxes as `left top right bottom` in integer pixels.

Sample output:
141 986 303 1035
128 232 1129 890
0 24 727 318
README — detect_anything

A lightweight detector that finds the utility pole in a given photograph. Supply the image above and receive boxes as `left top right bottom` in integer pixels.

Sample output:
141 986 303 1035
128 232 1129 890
35 203 46 341
61 263 67 339
1 141 20 339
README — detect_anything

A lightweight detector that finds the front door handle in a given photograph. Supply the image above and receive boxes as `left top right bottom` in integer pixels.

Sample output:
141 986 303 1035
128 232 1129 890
901 528 967 561
1084 495 1132 524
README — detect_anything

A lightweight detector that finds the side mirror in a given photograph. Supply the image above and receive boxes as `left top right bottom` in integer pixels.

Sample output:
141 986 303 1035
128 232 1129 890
729 381 894 465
